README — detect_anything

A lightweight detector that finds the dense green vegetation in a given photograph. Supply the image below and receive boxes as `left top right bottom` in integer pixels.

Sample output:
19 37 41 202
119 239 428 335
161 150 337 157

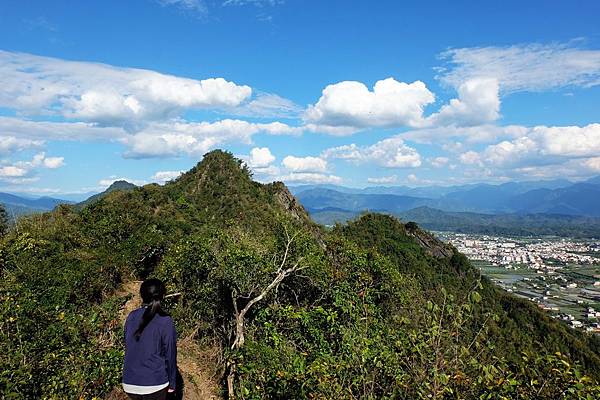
2 150 600 399
75 180 137 209
0 204 7 237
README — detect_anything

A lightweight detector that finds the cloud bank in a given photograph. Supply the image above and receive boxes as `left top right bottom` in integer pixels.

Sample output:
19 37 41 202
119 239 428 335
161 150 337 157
438 42 600 93
0 51 252 125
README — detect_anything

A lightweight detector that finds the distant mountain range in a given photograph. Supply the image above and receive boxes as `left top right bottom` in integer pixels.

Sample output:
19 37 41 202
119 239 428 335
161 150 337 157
292 176 600 217
0 192 74 219
0 180 137 220
293 176 600 237
308 206 600 238
0 192 70 211
398 207 600 238
289 178 574 199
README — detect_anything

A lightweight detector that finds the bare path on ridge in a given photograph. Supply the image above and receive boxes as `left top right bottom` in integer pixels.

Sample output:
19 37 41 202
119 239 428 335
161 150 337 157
106 281 222 400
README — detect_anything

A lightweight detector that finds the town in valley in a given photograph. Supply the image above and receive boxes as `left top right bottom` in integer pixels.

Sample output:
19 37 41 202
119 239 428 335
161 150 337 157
437 232 600 332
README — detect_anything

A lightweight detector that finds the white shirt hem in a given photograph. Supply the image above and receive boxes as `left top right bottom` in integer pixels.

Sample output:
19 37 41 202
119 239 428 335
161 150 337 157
122 381 169 395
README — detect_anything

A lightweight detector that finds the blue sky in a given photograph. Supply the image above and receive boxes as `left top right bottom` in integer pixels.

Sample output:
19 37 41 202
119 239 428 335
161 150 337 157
1 0 600 197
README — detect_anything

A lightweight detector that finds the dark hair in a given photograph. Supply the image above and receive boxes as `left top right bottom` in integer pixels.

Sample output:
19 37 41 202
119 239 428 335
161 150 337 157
134 278 168 341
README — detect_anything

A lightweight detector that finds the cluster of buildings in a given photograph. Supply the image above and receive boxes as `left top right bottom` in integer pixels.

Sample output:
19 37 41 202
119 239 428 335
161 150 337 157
437 232 600 332
558 309 600 333
442 234 599 269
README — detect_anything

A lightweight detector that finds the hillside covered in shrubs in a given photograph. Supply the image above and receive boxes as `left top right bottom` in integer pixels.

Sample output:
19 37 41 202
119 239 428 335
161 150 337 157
2 150 600 399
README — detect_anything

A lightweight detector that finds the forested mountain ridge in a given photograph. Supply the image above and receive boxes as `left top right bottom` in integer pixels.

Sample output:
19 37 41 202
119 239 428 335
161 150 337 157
295 177 600 217
76 180 137 209
2 150 600 399
0 192 73 220
309 206 600 238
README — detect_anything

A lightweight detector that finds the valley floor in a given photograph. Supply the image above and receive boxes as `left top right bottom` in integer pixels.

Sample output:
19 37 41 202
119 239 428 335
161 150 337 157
437 232 600 333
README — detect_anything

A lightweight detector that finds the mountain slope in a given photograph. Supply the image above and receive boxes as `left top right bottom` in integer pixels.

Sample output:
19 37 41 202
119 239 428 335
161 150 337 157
338 214 600 374
400 206 600 238
586 175 600 185
294 178 599 216
0 192 72 219
77 180 137 208
296 188 434 213
308 205 600 237
508 183 600 216
0 150 318 398
2 150 600 399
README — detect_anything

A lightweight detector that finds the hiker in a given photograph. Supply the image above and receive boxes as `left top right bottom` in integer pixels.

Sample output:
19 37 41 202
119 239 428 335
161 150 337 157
122 279 177 400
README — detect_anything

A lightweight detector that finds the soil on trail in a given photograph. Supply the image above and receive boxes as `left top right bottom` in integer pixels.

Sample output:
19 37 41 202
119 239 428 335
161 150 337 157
106 281 222 400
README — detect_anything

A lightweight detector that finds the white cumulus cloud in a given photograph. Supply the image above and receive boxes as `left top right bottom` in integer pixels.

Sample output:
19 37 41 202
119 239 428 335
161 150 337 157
426 78 500 126
430 157 449 168
583 157 600 172
304 78 435 130
2 117 293 160
0 51 252 125
367 175 398 184
40 156 65 169
459 151 482 165
151 170 184 183
0 152 65 184
322 137 422 168
0 136 45 155
0 165 28 178
122 119 300 158
246 150 339 185
249 147 276 167
26 152 65 169
277 172 342 185
282 155 327 173
482 124 600 167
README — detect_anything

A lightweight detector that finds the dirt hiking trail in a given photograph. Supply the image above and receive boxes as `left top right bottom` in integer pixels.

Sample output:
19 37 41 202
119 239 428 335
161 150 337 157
106 281 222 400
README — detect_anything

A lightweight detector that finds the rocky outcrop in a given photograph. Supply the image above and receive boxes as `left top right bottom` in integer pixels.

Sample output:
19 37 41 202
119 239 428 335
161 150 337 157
271 182 310 221
405 223 454 258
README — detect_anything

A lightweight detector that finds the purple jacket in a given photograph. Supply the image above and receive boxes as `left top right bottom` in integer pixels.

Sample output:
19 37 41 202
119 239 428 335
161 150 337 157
123 307 177 390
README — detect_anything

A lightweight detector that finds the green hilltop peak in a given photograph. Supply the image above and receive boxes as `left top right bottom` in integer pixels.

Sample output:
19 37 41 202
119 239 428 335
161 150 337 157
76 149 312 232
173 150 253 194
77 179 137 208
150 149 313 231
107 180 137 191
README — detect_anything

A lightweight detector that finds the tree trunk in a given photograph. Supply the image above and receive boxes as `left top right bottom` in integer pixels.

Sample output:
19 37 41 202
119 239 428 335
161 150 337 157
225 230 305 399
233 314 245 349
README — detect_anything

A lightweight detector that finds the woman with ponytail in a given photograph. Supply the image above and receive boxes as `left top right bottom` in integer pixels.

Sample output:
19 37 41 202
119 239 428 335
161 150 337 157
122 279 177 399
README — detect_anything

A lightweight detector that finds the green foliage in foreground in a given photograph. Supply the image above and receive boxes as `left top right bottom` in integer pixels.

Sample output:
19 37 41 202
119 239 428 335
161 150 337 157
0 203 8 237
2 150 600 399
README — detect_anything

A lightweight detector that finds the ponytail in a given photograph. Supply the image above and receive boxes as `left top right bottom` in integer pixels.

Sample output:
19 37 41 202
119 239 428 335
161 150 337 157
134 279 168 341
